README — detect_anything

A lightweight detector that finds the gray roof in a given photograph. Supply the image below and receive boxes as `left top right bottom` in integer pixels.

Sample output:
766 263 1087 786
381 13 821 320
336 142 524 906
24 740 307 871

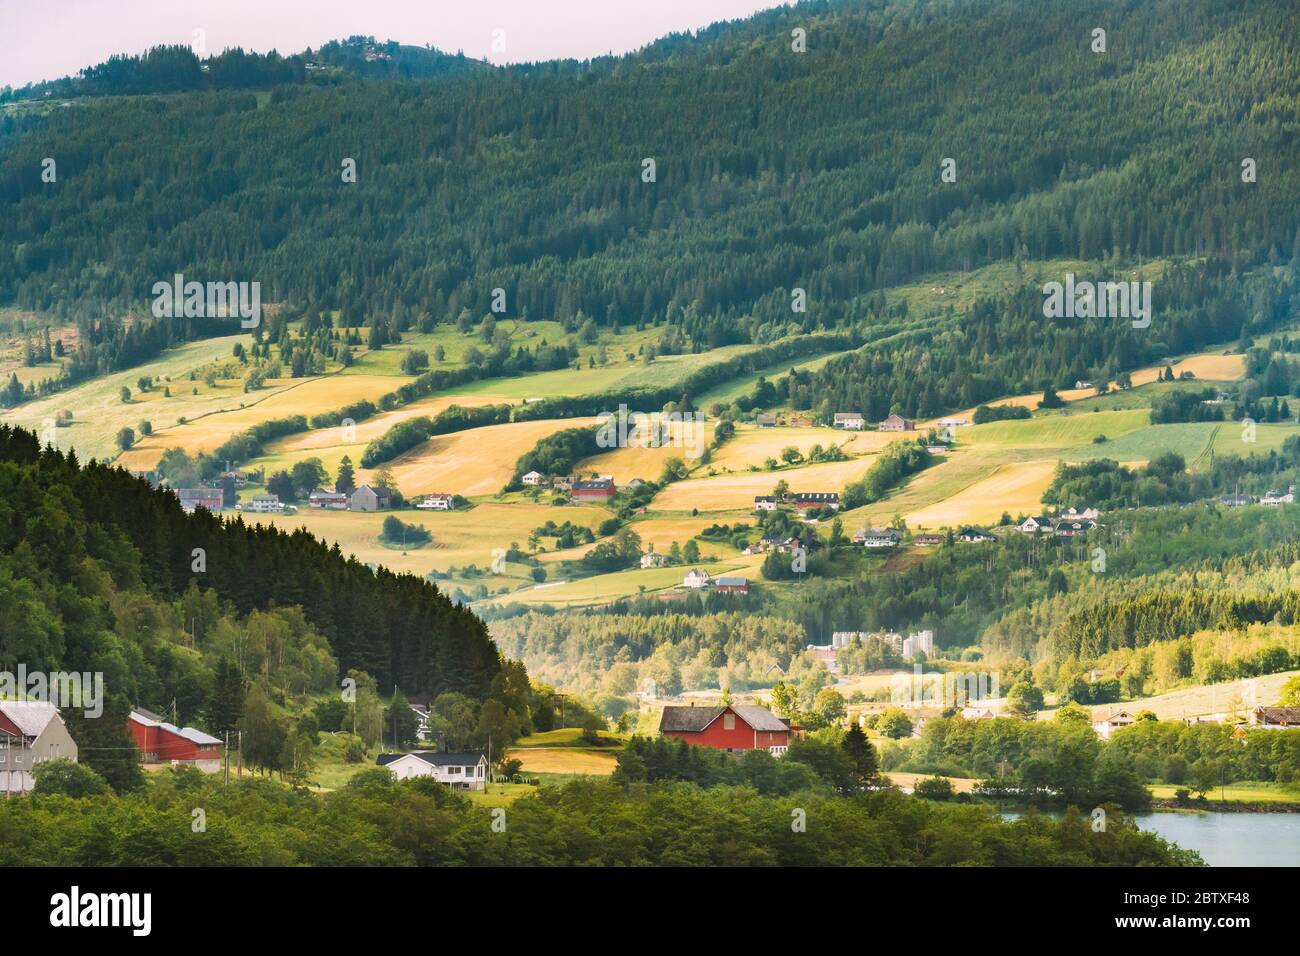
658 704 787 734
0 701 60 737
376 751 486 768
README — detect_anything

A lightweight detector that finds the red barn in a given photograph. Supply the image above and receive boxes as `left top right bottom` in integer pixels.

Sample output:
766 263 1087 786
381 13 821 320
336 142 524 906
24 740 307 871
659 704 790 754
571 478 616 503
129 708 223 773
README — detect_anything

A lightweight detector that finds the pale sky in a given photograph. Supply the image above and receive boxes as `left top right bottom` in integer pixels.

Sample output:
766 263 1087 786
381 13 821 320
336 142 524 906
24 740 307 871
0 0 788 88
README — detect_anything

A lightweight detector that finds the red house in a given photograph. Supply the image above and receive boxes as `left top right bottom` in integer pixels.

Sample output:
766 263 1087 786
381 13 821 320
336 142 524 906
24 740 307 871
659 704 790 754
129 708 223 773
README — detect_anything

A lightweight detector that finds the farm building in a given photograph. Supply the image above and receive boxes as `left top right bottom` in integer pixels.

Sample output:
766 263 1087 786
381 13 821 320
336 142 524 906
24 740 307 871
715 575 749 593
879 414 916 432
753 495 778 511
128 708 223 773
308 488 350 509
177 488 223 513
572 478 616 503
1250 706 1300 729
415 493 455 510
792 491 839 511
521 471 546 486
913 533 946 547
659 704 790 754
0 702 78 795
755 413 777 427
351 485 392 512
833 412 865 430
376 751 488 790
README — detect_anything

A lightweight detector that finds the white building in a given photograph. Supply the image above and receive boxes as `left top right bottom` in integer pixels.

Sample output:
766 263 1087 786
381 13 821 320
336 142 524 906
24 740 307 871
246 493 284 513
682 568 712 589
521 471 545 486
902 629 934 658
0 701 78 794
416 493 455 510
1092 709 1136 740
833 412 865 430
753 495 779 512
376 751 488 790
640 552 668 569
1261 489 1295 506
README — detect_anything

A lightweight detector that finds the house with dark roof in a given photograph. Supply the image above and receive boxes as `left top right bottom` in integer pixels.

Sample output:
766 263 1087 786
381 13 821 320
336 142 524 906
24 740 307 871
1250 706 1300 729
714 575 749 593
376 751 488 789
792 491 839 512
957 527 996 543
572 478 616 503
659 704 790 754
350 484 392 512
879 414 916 432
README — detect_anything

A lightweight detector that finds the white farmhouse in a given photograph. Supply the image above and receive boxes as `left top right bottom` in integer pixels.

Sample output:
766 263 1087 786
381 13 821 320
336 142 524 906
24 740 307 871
376 751 488 790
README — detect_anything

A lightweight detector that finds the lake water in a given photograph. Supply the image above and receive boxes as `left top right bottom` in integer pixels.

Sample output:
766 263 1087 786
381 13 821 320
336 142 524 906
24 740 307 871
1001 811 1300 866
1136 812 1300 867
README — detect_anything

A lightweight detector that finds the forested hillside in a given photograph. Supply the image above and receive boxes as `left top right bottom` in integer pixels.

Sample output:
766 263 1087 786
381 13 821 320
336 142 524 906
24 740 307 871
2 0 1296 341
0 424 502 706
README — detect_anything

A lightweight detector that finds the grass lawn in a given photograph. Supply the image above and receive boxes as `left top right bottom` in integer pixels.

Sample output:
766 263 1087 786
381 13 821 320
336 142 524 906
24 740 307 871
513 728 628 748
1147 781 1300 804
468 783 539 807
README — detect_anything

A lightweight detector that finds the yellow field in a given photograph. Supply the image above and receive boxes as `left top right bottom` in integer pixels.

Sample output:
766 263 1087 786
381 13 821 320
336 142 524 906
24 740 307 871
386 417 601 497
652 457 874 512
118 373 406 467
5 333 264 463
575 418 716 483
490 555 764 606
707 424 888 472
507 748 618 776
271 393 508 454
250 501 607 575
904 460 1057 528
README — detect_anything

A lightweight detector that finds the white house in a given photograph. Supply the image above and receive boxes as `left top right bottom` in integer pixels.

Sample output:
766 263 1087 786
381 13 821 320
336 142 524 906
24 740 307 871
640 551 668 569
861 528 901 549
682 568 712 589
833 412 865 430
521 471 545 486
1092 709 1136 740
245 493 285 513
1017 516 1054 534
1060 506 1100 521
937 417 970 428
753 495 779 512
0 701 78 794
1261 489 1295 506
416 493 455 511
376 751 488 790
957 527 996 543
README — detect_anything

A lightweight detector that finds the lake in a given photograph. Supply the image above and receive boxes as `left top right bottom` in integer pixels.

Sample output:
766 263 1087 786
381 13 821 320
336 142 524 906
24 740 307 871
1001 810 1300 866
1136 811 1300 867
